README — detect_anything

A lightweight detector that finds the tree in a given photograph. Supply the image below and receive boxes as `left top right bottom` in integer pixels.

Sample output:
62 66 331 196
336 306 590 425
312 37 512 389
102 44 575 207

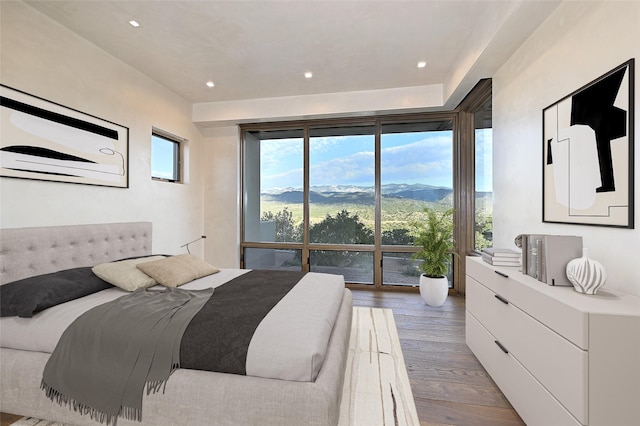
474 210 493 250
308 210 373 268
261 207 301 242
382 228 414 245
309 209 373 245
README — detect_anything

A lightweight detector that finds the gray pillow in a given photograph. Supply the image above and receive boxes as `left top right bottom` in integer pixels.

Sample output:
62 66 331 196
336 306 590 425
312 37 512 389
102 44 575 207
0 267 112 318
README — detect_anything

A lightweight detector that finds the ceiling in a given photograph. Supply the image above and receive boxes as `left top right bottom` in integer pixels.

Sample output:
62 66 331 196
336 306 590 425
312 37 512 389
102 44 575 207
24 1 561 107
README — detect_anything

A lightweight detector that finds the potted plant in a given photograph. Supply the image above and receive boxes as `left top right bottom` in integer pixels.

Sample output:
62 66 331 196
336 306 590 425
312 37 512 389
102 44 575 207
412 207 456 306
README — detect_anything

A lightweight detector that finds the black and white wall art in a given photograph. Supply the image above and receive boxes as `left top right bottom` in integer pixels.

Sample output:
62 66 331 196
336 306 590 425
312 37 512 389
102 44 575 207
543 59 634 228
0 85 129 188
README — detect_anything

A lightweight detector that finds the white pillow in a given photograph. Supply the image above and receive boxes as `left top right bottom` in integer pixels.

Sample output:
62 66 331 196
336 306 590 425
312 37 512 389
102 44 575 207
136 254 219 287
92 256 166 291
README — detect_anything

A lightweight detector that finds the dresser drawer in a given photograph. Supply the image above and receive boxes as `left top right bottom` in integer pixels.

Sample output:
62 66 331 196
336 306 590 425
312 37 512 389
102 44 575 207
508 278 588 349
466 313 582 426
466 256 518 296
466 276 510 341
505 299 588 423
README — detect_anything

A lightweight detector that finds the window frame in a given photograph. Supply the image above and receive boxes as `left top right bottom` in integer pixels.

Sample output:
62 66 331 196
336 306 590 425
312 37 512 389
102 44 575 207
455 79 492 295
240 112 462 291
151 130 182 183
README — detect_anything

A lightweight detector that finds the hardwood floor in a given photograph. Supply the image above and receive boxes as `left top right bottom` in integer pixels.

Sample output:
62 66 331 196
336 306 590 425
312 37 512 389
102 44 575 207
0 413 21 426
350 288 524 426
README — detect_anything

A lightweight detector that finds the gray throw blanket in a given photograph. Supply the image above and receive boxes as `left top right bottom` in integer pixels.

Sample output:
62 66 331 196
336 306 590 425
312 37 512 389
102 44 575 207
41 287 213 426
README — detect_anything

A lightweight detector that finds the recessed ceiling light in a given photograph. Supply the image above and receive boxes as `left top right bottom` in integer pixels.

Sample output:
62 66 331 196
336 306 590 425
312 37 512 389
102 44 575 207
206 81 215 88
304 72 313 79
128 20 140 28
417 61 427 68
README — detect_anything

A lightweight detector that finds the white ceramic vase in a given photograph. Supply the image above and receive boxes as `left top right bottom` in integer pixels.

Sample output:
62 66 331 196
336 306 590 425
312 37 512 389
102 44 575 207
566 248 606 295
419 275 449 307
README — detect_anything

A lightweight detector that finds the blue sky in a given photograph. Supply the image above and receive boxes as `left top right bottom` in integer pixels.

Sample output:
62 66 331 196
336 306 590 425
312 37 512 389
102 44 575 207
260 131 493 191
151 135 177 180
152 130 493 191
475 128 493 192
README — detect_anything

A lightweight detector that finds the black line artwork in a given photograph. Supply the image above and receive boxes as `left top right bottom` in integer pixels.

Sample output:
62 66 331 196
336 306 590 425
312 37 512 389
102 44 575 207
542 59 634 228
0 85 129 188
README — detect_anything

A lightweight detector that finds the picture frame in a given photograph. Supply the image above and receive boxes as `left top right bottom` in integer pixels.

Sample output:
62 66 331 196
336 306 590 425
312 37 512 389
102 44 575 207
0 84 129 188
542 59 634 228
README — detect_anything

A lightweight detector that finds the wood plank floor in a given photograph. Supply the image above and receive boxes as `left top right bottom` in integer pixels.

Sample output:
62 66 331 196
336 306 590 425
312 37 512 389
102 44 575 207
350 288 524 426
0 413 21 426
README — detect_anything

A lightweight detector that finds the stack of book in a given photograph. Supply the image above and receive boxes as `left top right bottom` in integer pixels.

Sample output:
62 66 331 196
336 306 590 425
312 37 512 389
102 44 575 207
481 248 521 266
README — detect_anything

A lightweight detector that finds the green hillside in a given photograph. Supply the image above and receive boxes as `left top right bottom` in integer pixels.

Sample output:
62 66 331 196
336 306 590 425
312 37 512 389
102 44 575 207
259 191 492 249
260 192 467 233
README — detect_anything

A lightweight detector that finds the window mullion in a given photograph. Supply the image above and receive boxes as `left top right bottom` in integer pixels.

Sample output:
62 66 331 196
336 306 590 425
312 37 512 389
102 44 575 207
303 125 310 272
374 119 382 288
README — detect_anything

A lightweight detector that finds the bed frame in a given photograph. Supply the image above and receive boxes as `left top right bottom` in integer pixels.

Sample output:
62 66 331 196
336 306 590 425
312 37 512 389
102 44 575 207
0 222 352 425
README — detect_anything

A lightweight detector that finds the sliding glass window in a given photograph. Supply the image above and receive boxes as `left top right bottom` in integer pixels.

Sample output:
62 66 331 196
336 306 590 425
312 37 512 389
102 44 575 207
241 115 457 289
380 120 454 287
308 124 375 284
474 99 493 251
243 128 304 269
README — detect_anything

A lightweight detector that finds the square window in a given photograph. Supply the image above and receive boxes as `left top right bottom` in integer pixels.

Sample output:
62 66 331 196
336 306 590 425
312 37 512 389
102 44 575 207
152 132 181 182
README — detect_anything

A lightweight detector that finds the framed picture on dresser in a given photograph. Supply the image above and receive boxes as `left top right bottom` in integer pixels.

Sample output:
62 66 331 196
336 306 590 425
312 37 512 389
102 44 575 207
542 59 634 228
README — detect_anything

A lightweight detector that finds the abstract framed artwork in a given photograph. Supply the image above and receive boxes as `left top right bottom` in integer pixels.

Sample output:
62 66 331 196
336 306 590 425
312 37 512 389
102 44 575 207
0 85 129 188
543 59 634 228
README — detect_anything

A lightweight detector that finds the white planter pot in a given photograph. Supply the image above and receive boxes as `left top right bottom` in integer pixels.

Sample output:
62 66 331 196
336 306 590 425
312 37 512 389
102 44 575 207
419 274 449 307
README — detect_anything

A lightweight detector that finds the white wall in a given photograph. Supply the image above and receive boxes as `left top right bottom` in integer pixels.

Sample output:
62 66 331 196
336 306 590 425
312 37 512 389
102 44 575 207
0 2 206 256
202 126 241 268
493 1 640 296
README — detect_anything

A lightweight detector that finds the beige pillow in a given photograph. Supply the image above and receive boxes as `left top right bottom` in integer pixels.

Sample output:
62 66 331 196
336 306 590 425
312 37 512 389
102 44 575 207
136 254 219 288
92 256 166 291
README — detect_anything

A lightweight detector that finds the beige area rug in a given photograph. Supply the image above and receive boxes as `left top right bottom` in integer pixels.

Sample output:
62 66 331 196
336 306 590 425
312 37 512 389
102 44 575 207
10 307 419 426
339 307 419 426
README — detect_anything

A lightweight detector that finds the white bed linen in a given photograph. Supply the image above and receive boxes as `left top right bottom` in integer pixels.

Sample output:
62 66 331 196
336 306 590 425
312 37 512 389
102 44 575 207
0 269 249 353
0 269 345 382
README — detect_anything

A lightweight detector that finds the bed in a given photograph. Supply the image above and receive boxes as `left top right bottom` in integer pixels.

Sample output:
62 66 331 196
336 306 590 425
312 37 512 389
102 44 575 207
0 222 353 426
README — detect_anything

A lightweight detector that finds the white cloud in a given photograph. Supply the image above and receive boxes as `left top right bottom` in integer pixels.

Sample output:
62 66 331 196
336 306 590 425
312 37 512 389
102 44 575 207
310 150 375 186
259 131 455 189
309 136 341 152
380 134 453 185
260 138 303 170
262 167 303 190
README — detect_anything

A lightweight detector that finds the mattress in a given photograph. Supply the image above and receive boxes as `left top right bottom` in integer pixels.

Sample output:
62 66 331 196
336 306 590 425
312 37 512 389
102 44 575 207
0 268 345 383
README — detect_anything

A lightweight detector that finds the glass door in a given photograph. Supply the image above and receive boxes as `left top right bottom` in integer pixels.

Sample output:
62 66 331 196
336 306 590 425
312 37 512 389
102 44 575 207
243 128 304 270
380 120 454 287
307 124 375 285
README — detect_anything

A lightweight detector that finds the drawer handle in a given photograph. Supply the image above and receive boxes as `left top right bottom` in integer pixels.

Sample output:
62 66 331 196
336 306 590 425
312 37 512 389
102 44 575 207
494 270 509 278
494 294 509 305
494 340 509 354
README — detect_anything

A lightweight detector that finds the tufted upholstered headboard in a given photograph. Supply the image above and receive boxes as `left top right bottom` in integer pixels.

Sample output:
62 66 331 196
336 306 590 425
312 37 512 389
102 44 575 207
0 222 152 285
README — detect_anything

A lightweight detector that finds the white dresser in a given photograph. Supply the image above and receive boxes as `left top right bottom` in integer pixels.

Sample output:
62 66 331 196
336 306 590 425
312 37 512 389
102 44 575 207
465 256 640 426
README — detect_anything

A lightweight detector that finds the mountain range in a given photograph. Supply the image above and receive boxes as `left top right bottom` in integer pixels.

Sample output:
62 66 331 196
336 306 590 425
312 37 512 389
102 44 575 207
261 184 460 204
